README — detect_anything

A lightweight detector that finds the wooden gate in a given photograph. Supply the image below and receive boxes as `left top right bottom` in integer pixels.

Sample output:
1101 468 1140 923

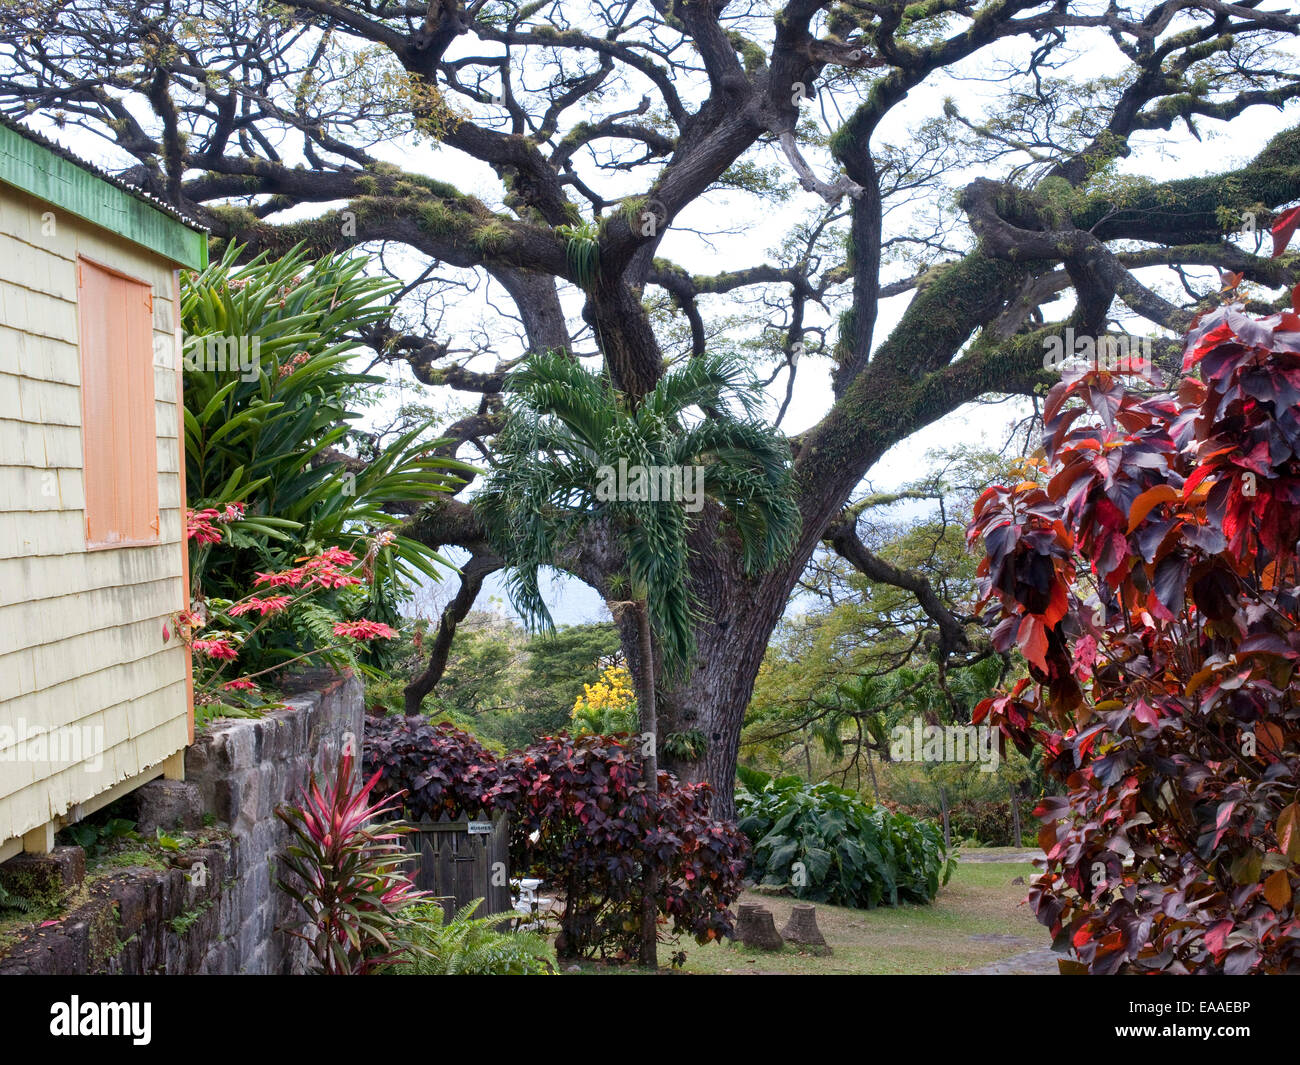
401 811 511 919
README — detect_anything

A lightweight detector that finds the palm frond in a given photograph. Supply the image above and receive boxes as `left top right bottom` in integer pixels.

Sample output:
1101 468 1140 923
480 348 799 675
642 352 765 421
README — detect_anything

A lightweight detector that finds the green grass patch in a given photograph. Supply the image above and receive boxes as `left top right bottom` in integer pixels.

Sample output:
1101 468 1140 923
559 860 1047 975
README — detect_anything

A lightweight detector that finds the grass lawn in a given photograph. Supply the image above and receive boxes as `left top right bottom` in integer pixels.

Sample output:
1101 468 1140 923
563 860 1048 974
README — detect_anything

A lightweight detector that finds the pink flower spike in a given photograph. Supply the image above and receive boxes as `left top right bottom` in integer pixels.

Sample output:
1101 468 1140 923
229 595 291 618
186 508 223 543
332 620 398 641
307 571 363 590
193 638 239 661
256 594 292 615
253 568 307 588
301 547 359 568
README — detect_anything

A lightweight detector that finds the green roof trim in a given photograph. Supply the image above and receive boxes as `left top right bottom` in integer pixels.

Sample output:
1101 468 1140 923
0 122 206 270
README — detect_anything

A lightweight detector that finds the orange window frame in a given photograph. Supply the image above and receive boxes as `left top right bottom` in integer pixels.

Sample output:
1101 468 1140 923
76 256 160 549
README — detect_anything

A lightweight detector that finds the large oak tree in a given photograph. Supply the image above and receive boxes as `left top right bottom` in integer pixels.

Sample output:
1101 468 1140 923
7 0 1298 815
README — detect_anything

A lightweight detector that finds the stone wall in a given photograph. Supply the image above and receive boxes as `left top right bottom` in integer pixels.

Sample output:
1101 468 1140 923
185 670 364 974
0 671 363 975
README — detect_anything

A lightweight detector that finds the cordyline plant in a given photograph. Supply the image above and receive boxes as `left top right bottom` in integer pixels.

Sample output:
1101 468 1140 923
967 285 1300 974
276 749 424 975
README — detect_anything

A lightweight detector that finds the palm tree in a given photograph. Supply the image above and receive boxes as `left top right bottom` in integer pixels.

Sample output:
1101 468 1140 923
477 348 800 967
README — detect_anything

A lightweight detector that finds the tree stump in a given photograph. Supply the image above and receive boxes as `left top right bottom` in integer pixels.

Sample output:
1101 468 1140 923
737 904 783 950
781 904 831 955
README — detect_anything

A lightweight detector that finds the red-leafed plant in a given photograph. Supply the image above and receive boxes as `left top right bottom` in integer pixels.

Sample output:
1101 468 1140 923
486 733 748 961
363 716 504 821
968 288 1300 974
276 749 425 974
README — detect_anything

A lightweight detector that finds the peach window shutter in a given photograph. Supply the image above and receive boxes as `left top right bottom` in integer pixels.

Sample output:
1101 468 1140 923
78 257 160 547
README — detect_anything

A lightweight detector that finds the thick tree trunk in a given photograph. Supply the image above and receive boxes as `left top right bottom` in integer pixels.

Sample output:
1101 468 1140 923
622 508 806 820
652 575 787 820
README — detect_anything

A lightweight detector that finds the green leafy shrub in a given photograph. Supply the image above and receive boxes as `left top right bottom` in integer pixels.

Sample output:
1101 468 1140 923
181 243 472 673
389 901 553 975
889 798 1037 847
882 758 1043 847
60 817 139 858
736 767 953 908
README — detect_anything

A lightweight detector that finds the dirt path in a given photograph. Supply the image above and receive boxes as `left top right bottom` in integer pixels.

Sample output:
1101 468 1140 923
955 946 1061 974
949 850 1060 973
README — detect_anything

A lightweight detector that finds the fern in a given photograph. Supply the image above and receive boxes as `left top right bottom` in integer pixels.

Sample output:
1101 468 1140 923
389 901 554 975
288 600 359 675
0 882 36 915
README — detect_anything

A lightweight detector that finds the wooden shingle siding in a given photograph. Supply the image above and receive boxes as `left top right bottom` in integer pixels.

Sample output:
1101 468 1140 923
1 609 185 702
0 175 194 854
0 544 182 605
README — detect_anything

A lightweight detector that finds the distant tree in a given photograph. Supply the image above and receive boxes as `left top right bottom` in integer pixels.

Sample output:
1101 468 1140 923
516 622 622 736
375 613 623 749
743 448 1012 781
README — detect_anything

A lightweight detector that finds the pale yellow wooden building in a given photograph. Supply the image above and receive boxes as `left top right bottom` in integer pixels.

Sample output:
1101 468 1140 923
0 118 207 861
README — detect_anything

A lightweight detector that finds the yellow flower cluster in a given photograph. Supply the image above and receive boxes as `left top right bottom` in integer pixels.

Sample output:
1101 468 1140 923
570 665 638 735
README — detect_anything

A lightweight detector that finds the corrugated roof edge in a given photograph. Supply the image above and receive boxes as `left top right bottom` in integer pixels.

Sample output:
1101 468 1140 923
0 112 208 230
0 113 209 270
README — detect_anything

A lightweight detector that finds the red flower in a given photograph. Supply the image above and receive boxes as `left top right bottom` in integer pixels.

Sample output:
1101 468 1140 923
228 595 292 617
306 548 359 567
186 508 222 544
254 568 308 588
222 678 259 692
306 568 363 590
332 620 398 641
193 638 239 660
292 549 364 589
